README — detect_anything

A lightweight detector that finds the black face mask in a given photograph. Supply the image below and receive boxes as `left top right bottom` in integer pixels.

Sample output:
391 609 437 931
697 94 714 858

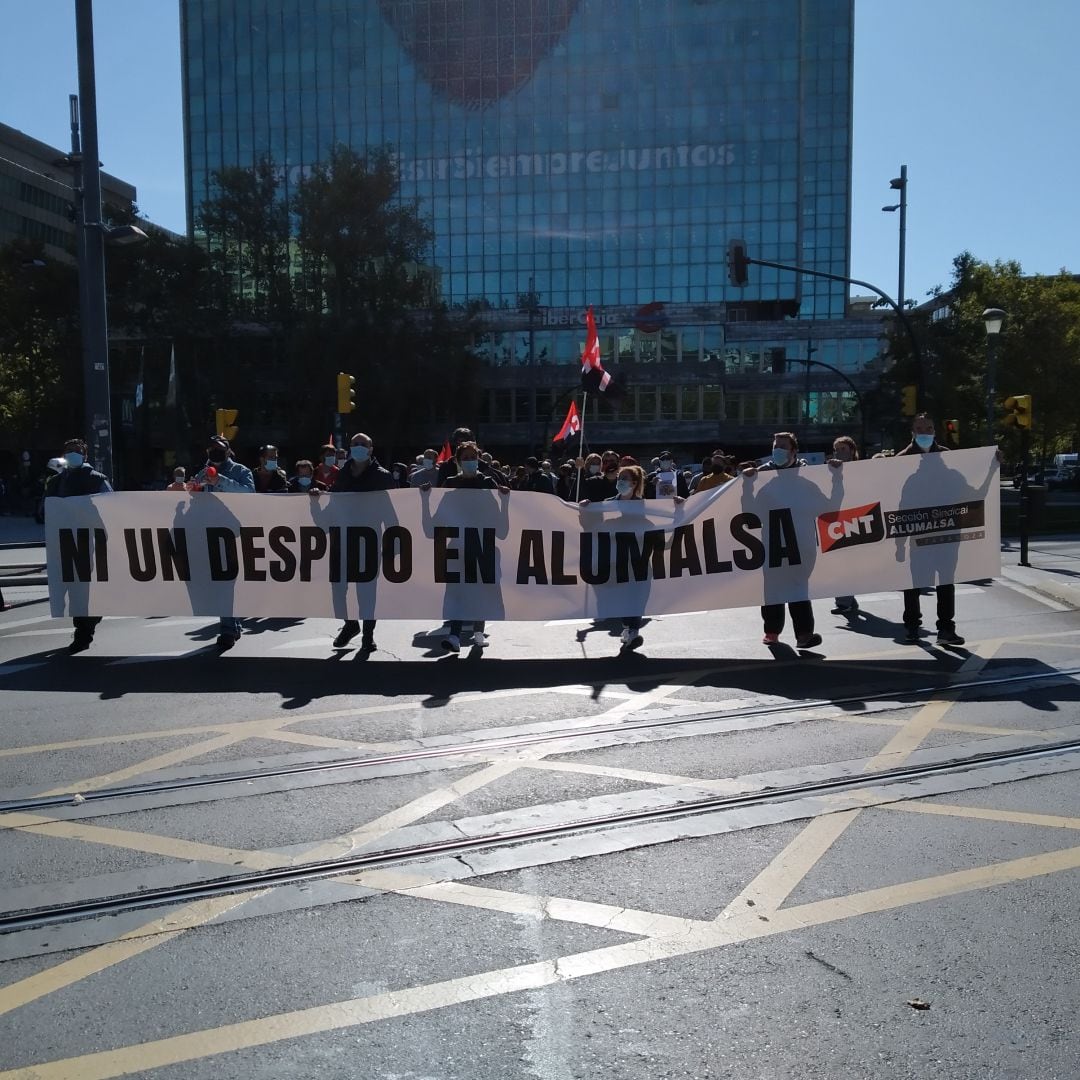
207 447 228 464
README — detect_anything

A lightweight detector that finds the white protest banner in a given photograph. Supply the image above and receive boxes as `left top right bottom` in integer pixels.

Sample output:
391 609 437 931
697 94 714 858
46 449 1001 621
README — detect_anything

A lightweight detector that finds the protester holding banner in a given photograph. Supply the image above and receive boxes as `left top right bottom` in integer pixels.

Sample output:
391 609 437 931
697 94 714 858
744 432 823 650
194 435 255 650
436 441 511 653
827 435 862 616
895 415 964 646
436 427 476 486
329 432 394 652
520 457 556 495
314 444 339 489
608 464 651 654
646 450 690 499
286 460 327 494
584 451 621 501
410 450 441 488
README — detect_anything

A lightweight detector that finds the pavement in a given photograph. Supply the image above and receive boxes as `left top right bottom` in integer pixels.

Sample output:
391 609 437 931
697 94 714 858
1 516 1080 1078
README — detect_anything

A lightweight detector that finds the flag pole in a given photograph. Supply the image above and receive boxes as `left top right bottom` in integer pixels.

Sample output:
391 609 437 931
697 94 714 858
575 392 588 501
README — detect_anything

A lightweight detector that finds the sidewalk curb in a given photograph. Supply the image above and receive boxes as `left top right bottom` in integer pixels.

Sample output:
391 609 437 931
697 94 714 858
999 565 1080 611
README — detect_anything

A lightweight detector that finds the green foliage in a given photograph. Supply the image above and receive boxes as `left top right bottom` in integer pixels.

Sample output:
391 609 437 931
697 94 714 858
878 253 1080 459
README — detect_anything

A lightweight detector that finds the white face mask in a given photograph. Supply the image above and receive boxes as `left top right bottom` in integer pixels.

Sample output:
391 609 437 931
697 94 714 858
324 456 337 467
616 479 635 496
588 464 600 475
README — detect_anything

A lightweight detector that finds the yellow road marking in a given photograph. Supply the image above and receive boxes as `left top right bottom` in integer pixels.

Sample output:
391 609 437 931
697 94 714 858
884 801 1080 831
6 842 1079 1080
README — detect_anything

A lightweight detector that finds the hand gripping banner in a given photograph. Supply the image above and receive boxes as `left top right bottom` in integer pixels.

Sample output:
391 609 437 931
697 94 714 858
46 449 1001 621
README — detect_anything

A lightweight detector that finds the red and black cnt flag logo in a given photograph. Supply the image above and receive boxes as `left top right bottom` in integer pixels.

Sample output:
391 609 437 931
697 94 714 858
817 502 886 553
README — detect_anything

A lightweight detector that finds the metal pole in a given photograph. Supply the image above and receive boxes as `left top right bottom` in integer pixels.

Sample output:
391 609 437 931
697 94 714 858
897 164 907 313
1018 427 1031 567
74 0 114 482
985 334 998 444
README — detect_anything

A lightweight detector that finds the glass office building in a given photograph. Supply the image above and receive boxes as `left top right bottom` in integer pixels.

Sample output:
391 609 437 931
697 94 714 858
182 0 880 453
183 0 852 317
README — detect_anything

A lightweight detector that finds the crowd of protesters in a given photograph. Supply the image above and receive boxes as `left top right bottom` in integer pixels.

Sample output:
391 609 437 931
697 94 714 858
30 415 974 656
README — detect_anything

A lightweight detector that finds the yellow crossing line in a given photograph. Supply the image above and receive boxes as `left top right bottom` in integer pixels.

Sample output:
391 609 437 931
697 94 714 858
883 801 1080 831
5 842 1079 1080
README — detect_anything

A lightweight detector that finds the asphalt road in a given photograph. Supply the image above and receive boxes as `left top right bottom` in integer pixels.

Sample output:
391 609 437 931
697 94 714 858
1 529 1080 1079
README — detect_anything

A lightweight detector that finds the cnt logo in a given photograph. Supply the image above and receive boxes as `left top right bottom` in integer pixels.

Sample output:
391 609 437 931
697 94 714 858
817 502 885 553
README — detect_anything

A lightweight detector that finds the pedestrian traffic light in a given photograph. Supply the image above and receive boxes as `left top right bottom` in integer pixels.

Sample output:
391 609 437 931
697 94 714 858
945 419 960 447
1002 394 1032 429
214 408 239 442
767 347 787 374
727 239 749 287
900 384 917 417
336 372 356 414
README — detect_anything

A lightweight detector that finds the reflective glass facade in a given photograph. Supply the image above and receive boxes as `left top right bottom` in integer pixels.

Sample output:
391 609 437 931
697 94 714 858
181 0 853 320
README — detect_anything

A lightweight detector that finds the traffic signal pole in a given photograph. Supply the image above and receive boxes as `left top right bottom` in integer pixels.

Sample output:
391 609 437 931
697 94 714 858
1018 427 1031 567
740 253 925 408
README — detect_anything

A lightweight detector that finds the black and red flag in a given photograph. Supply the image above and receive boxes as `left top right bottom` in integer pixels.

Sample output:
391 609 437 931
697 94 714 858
552 401 581 446
580 306 624 400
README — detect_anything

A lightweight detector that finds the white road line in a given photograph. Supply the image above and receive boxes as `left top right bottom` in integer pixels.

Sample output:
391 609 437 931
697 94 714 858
996 578 1071 612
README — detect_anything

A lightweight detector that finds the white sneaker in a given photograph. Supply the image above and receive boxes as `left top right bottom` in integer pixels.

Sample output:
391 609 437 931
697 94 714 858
471 632 489 649
441 634 461 653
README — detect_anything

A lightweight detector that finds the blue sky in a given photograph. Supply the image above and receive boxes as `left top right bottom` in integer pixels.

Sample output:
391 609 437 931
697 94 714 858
1 0 1076 304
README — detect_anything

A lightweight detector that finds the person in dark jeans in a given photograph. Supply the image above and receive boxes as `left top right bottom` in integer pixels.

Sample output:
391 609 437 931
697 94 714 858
742 432 822 650
50 438 112 652
895 414 963 646
330 432 394 653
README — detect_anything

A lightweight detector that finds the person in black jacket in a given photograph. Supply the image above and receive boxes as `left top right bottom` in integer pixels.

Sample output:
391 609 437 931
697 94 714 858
50 439 112 652
330 432 394 652
519 456 555 494
895 414 962 646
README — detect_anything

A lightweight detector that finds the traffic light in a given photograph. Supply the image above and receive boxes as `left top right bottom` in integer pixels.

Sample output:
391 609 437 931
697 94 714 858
945 419 961 447
214 408 239 442
1002 394 1032 429
727 239 749 287
336 372 356 414
767 347 787 374
900 384 918 417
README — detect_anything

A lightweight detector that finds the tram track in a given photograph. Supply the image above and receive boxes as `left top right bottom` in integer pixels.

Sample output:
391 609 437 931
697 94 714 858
2 662 1078 818
3 732 1080 935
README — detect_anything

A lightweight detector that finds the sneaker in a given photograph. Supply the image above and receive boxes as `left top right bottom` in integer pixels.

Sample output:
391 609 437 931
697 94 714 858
68 630 93 654
796 633 823 649
830 603 859 615
620 629 643 652
936 629 965 646
360 634 376 653
215 633 238 652
333 622 360 648
441 634 461 654
762 632 781 645
903 627 921 644
471 632 490 649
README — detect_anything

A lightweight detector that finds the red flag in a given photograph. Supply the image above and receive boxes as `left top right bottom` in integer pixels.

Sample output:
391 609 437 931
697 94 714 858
435 441 453 464
580 306 611 392
553 401 581 445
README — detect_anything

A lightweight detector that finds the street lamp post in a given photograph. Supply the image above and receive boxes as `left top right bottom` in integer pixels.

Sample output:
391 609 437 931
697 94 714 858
73 0 113 482
881 165 908 312
983 307 1006 442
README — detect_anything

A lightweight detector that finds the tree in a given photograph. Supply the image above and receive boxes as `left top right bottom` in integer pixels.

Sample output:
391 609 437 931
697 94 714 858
196 158 291 321
877 253 1080 459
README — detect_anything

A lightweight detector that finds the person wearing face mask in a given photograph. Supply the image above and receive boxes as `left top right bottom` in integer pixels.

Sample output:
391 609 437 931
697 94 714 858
645 450 690 499
287 459 327 494
335 447 349 470
520 456 556 495
743 432 822 650
314 444 339 488
691 449 736 494
49 439 112 652
254 445 288 494
166 467 188 492
409 449 440 488
330 432 394 652
436 427 476 486
584 451 621 502
827 436 862 615
191 435 255 650
895 414 963 646
609 464 649 653
435 441 511 653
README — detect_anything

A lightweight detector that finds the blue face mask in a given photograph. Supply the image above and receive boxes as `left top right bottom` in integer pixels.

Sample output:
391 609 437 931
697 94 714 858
324 456 337 467
65 452 84 469
588 464 600 475
771 448 790 466
616 479 634 496
350 445 370 463
264 459 278 472
915 433 935 450
297 476 311 488
460 460 479 476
